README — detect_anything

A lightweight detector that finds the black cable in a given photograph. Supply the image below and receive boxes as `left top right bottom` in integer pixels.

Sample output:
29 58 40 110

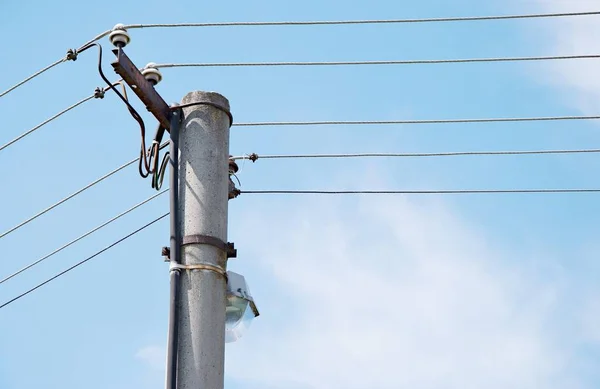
79 43 155 178
166 108 182 389
153 151 170 190
241 189 600 195
239 148 600 161
0 213 169 311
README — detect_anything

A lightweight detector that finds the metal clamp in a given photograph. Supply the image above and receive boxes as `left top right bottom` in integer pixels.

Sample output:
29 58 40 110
169 262 227 279
181 234 237 258
66 48 78 61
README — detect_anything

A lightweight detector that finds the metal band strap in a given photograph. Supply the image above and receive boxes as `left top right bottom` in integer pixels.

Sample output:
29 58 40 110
181 234 237 258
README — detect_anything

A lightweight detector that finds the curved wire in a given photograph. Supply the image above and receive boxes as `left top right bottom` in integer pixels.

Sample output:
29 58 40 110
123 11 600 29
0 141 169 240
79 42 154 177
0 213 169 310
0 190 167 285
153 151 171 190
76 30 112 52
154 54 600 69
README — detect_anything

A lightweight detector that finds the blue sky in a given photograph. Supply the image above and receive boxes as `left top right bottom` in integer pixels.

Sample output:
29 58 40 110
2 0 600 388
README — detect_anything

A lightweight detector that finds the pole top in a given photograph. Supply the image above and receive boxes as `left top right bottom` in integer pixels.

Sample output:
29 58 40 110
180 91 232 125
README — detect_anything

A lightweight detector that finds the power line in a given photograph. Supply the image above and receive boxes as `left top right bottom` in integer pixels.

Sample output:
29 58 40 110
233 115 600 127
0 30 111 99
3 10 597 98
235 148 600 161
0 141 169 240
0 95 95 153
0 213 168 311
123 11 600 29
155 54 600 69
0 190 167 286
241 189 600 195
0 59 66 98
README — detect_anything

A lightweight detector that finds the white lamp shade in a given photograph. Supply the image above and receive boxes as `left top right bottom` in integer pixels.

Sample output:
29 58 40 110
225 271 259 343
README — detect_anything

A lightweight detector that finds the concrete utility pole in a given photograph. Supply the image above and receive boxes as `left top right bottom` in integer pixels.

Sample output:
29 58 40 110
176 91 233 389
109 37 237 388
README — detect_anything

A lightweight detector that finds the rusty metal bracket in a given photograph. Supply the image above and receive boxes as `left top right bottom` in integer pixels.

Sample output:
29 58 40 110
181 234 237 258
161 246 171 261
111 47 171 130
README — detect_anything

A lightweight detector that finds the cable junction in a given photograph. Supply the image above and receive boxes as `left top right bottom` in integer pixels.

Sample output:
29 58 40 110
0 213 168 310
0 190 167 285
0 31 112 99
234 148 600 161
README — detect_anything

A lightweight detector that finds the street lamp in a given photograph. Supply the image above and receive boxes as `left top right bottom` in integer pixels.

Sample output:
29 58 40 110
225 271 260 343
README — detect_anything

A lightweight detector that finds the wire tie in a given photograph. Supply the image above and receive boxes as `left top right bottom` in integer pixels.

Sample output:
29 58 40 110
93 87 105 99
66 49 78 61
169 261 227 279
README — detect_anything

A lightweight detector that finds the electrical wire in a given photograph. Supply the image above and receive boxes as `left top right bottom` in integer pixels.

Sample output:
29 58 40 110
78 43 156 178
123 11 600 30
0 58 66 98
0 190 167 285
3 10 597 99
154 54 600 69
233 115 600 127
0 141 169 240
235 148 600 161
0 79 122 154
0 95 95 153
241 189 600 195
153 151 170 190
0 30 111 99
0 213 168 311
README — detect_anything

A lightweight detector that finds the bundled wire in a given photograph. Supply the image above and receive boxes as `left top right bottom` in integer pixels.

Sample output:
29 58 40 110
78 42 168 186
153 148 170 190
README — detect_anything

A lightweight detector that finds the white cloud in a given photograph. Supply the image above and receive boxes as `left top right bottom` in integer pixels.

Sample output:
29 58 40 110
528 0 600 113
224 190 595 389
136 345 165 372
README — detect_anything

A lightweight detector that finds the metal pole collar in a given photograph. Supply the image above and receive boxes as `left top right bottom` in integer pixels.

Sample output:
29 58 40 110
181 234 237 258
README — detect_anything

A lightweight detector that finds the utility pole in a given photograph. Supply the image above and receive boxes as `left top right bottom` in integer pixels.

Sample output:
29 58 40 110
175 91 233 389
109 32 236 388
